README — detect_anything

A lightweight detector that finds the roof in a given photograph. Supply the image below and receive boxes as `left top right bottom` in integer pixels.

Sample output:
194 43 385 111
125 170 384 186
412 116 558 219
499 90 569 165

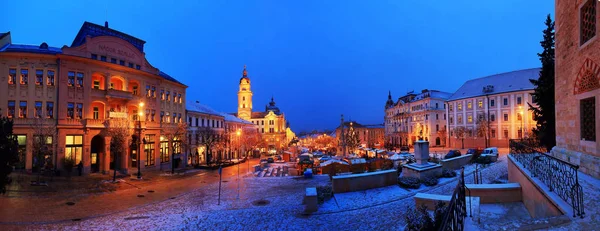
363 124 385 129
0 32 9 40
159 71 184 85
0 43 62 55
447 68 540 101
186 102 224 117
71 21 145 52
221 113 254 125
251 111 268 119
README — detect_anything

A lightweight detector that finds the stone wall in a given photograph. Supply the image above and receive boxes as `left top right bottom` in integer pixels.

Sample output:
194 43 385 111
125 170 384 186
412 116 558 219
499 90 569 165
441 154 473 170
554 0 600 177
331 170 397 193
465 183 522 204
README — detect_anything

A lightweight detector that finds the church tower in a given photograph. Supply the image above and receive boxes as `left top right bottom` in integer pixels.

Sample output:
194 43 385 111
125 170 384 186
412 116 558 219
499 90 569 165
237 65 253 120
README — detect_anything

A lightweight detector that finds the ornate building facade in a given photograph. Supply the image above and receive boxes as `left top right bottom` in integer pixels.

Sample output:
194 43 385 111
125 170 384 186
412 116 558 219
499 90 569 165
0 22 186 174
385 89 451 148
553 0 600 178
231 66 293 152
446 68 539 148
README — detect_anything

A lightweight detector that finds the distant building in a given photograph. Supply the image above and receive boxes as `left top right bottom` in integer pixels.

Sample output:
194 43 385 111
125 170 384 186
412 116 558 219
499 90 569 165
553 0 599 178
0 22 186 174
446 68 539 148
335 121 385 149
385 89 452 148
186 102 225 165
231 66 293 152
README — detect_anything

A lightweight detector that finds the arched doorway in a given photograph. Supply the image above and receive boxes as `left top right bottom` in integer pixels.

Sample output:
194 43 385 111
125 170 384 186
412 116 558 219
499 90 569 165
90 135 104 173
435 137 441 146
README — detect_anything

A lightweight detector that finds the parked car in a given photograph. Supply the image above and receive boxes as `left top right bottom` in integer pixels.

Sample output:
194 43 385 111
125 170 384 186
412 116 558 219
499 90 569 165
319 156 331 162
267 157 274 163
400 146 410 153
444 150 461 159
466 148 484 159
482 147 499 156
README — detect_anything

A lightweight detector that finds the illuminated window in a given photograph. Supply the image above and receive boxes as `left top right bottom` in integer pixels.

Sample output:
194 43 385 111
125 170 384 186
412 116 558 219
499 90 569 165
133 85 138 95
178 94 182 103
46 102 53 118
161 90 165 100
160 138 169 163
65 135 83 165
47 70 55 86
145 135 155 166
151 110 156 122
166 91 170 101
7 101 15 118
9 68 16 84
19 101 27 118
581 0 597 45
467 115 473 123
67 71 75 86
76 72 84 87
35 101 42 118
478 100 483 108
146 85 151 97
35 70 43 85
467 102 472 109
458 103 462 110
67 103 74 119
517 113 522 121
20 69 28 85
93 107 99 119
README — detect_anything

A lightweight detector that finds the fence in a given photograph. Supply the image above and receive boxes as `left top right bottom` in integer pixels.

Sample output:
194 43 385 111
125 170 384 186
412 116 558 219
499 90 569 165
438 168 468 231
509 139 585 218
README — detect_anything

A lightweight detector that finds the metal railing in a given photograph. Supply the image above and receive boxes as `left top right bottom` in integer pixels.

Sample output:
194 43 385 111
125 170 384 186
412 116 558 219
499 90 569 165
509 139 585 218
439 168 468 231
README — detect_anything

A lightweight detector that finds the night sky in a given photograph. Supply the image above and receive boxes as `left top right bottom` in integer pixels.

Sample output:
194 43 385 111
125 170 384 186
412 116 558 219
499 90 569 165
2 0 554 132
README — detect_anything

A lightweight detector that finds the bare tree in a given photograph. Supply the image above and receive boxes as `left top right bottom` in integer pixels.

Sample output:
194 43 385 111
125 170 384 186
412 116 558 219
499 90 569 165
30 118 56 184
437 128 448 147
453 126 466 149
104 118 132 182
475 113 490 148
196 126 221 166
241 128 264 158
163 122 188 174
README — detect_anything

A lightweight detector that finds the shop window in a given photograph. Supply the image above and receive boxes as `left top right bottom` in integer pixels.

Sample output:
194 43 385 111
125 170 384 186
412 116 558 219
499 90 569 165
145 135 155 166
160 138 169 163
581 97 596 141
65 135 83 165
581 0 597 45
8 68 16 84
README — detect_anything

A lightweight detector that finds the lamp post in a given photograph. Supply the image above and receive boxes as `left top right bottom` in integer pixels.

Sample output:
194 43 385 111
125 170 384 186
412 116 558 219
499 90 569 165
518 106 524 139
137 102 144 179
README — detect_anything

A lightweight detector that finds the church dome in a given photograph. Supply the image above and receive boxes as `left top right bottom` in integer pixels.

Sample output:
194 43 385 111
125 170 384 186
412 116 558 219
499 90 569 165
240 65 250 84
265 96 281 115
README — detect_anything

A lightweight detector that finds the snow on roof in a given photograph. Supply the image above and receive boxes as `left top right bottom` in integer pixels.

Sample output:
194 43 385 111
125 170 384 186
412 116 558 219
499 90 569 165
186 102 223 117
319 159 349 167
221 113 253 125
447 68 540 101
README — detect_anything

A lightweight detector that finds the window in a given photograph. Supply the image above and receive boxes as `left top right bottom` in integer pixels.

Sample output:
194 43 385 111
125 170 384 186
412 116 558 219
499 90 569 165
173 137 181 156
458 115 463 124
67 103 74 119
19 101 27 118
67 71 75 86
76 103 83 119
503 98 508 106
458 103 462 110
491 114 496 122
195 118 198 126
160 111 164 122
119 60 125 66
166 91 170 101
91 54 98 59
166 112 171 123
133 85 138 95
146 85 151 97
173 113 177 123
128 62 134 68
110 58 117 64
490 99 495 107
136 65 141 70
517 97 522 105
8 68 16 84
491 129 496 138
581 0 597 45
46 102 53 118
503 129 509 138
151 86 156 98
160 137 169 163
503 114 508 121
269 128 274 133
43 70 53 86
100 56 107 61
478 100 483 108
76 72 84 87
151 110 156 122
449 104 453 112
444 114 446 120
581 97 596 141
436 124 439 132
436 114 439 120
261 128 265 133
145 135 155 166
20 69 28 85
35 101 42 118
467 102 472 109
449 116 454 124
178 94 182 103
161 90 165 100
518 129 523 139
173 92 177 102
243 96 246 101
35 70 43 85
8 101 15 118
93 80 100 89
202 118 205 127
65 135 83 165
261 121 265 125
93 107 99 119
467 115 473 123
517 113 522 121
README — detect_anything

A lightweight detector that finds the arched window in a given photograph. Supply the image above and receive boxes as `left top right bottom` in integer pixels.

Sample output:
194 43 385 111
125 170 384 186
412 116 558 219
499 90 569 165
243 96 245 101
243 104 246 108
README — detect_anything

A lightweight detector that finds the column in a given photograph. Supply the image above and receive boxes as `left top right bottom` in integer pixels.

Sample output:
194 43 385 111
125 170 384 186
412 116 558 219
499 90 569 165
103 136 111 174
83 132 91 174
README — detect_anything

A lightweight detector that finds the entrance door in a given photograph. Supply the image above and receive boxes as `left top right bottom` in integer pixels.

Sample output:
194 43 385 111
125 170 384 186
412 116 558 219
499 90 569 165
91 153 99 172
131 150 137 168
131 135 138 168
90 135 104 173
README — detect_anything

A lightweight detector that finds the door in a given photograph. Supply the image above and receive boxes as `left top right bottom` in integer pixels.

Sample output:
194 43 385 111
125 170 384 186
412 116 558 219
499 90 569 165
91 153 99 172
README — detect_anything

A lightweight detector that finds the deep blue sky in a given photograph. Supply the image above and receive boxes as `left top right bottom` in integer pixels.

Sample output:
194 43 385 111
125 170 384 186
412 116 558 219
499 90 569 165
2 0 554 132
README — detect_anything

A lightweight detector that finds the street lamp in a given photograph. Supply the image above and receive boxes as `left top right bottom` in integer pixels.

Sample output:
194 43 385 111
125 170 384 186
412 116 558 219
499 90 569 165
137 102 144 179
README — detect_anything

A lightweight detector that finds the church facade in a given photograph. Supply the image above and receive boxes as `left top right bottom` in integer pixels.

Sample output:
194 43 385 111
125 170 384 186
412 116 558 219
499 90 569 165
232 66 293 152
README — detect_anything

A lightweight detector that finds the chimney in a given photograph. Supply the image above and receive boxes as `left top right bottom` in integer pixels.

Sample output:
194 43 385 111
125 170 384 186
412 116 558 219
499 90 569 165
104 21 109 28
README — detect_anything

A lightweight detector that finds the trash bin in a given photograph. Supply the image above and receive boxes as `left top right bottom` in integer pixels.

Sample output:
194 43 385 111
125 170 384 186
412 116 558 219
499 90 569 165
304 168 313 179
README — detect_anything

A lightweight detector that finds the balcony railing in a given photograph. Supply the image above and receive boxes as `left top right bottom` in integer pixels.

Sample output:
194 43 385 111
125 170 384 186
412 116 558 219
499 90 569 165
106 89 134 100
509 139 585 218
85 119 106 128
439 168 467 231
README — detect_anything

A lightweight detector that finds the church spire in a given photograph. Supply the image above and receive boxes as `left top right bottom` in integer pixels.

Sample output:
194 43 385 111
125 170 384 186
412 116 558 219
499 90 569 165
242 65 248 78
388 90 392 99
